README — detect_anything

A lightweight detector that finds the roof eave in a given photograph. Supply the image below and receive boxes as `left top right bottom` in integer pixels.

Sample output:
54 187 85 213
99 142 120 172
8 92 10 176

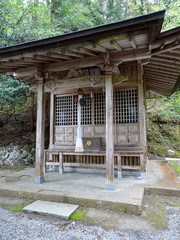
0 10 165 57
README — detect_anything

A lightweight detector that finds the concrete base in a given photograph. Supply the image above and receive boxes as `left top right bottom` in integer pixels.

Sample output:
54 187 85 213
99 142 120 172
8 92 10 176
106 182 115 190
59 169 64 174
34 176 44 184
117 171 122 179
140 172 146 179
23 200 79 220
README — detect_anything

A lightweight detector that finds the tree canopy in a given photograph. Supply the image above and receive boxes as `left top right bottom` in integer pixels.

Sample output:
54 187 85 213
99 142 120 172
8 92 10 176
0 0 179 48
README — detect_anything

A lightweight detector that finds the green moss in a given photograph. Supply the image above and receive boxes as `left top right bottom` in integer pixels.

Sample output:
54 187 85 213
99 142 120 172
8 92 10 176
169 162 180 176
146 198 168 229
70 210 86 221
23 145 31 153
16 145 23 150
7 204 27 212
69 209 97 223
9 166 24 171
168 202 180 207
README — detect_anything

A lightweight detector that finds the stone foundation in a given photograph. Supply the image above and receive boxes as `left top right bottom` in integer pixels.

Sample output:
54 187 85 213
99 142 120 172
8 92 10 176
0 145 35 167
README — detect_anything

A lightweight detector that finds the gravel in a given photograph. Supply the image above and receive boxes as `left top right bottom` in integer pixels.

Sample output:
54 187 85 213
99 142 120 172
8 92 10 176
0 206 179 240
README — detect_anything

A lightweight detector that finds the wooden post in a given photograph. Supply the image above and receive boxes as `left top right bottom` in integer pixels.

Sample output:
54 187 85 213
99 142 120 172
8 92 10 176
105 72 115 190
34 81 45 184
138 61 147 179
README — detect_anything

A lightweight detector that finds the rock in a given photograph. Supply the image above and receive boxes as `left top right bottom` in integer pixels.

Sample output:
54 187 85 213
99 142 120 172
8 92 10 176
23 145 32 153
4 152 10 160
168 149 175 156
18 149 23 155
0 145 35 167
16 145 23 150
21 152 28 159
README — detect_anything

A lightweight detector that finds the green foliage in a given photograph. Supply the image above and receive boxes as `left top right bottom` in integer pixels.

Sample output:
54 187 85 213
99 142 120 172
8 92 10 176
0 74 30 114
7 204 27 212
169 162 180 176
147 90 180 123
147 91 180 157
70 209 86 221
0 0 179 48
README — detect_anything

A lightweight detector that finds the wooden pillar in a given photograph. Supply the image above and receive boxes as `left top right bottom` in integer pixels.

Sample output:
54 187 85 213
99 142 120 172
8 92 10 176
105 72 115 190
138 61 147 178
34 81 45 184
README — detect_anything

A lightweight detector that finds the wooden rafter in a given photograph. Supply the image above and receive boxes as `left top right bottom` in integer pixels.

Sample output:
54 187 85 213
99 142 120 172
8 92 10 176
75 47 97 56
129 37 137 49
144 68 178 77
152 39 180 55
149 59 180 69
159 52 180 61
145 78 174 86
110 40 123 51
47 52 74 60
92 43 107 52
145 64 179 74
34 54 62 62
151 56 179 65
60 49 85 58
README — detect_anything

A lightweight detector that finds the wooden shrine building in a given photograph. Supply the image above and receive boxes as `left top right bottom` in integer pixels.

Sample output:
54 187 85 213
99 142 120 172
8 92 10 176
0 10 179 189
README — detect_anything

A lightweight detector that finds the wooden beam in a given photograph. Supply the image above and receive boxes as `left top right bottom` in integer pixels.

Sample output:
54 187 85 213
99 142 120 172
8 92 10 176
152 55 179 64
47 52 73 60
9 48 150 78
34 54 61 62
75 46 97 56
34 81 45 184
145 79 174 87
129 37 137 49
60 49 84 58
110 40 123 51
145 64 179 74
159 52 180 61
105 71 114 190
92 43 107 52
144 73 177 81
21 57 48 63
0 68 15 73
152 40 180 55
144 67 178 77
146 84 171 95
8 59 32 66
149 59 180 69
44 48 150 72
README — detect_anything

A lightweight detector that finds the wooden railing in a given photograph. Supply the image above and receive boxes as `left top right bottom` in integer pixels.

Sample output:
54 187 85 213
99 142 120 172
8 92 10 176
44 149 144 177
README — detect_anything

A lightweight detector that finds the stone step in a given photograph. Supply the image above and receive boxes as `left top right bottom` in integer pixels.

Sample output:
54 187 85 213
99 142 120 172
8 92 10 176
23 200 79 220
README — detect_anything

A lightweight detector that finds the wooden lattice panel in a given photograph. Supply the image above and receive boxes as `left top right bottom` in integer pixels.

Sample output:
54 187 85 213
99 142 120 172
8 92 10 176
81 93 92 125
55 89 138 126
94 92 105 124
115 89 138 123
55 95 77 126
